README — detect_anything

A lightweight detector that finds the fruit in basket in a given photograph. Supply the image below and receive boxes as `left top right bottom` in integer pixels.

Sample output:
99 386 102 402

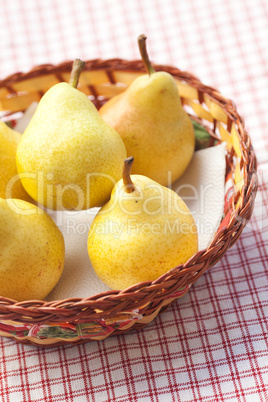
87 157 198 290
0 121 33 202
0 198 65 301
16 59 127 210
99 35 195 186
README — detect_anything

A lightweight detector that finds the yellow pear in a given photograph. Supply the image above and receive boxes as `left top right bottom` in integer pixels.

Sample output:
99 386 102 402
16 59 127 210
99 35 195 186
0 198 65 301
87 157 198 290
0 121 33 202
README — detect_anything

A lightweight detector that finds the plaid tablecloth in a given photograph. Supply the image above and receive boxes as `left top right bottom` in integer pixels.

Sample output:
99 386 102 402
0 0 267 401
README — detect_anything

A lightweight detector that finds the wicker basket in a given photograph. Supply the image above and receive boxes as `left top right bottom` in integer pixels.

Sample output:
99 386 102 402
0 59 258 347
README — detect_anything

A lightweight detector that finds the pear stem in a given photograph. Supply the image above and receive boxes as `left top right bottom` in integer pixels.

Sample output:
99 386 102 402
138 34 155 76
123 157 136 193
69 59 86 88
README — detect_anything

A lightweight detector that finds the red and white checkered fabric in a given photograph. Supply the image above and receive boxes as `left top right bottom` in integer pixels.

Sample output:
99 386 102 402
0 0 267 401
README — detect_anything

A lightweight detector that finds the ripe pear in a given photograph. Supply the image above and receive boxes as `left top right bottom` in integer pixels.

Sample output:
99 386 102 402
0 121 33 202
16 59 127 210
0 198 65 301
87 157 198 290
99 35 195 186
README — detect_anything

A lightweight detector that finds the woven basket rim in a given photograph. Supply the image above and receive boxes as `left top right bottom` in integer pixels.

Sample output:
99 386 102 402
0 58 243 128
0 58 258 324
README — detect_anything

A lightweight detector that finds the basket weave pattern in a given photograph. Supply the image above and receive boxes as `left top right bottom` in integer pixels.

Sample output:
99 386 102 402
0 59 258 346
